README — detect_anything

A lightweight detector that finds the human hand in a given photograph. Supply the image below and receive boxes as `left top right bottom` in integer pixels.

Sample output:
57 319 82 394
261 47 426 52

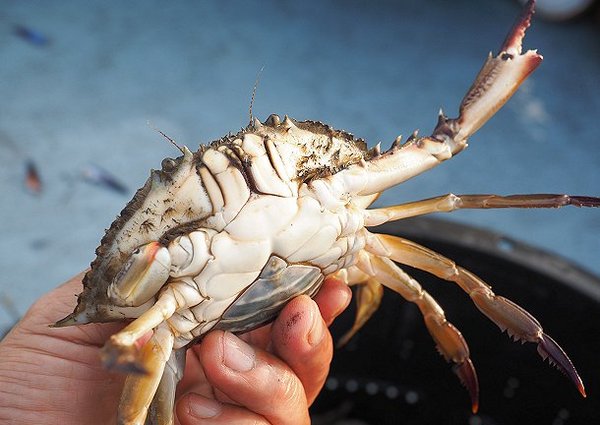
0 272 351 424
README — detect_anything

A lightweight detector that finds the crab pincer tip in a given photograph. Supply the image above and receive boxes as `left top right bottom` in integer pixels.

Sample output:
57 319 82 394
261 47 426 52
500 0 536 54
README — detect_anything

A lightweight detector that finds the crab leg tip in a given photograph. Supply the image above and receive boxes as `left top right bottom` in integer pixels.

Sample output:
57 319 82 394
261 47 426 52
537 333 586 397
571 195 600 208
453 359 480 414
100 341 149 375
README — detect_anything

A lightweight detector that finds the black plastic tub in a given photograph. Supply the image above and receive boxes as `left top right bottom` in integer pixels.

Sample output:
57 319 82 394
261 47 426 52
311 217 600 425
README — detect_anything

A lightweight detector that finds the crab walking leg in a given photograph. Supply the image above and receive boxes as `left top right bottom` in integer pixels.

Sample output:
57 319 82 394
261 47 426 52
364 193 600 226
117 323 175 425
146 349 186 425
373 233 586 397
101 282 201 372
356 254 479 412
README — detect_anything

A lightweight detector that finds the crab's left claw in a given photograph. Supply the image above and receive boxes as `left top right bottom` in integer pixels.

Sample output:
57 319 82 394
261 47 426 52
433 0 542 148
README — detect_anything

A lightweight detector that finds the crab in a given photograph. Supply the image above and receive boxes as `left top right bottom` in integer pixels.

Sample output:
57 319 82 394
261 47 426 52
54 1 596 424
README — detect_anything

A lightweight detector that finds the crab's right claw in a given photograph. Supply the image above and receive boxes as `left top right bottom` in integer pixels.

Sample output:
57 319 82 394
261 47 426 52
433 0 542 146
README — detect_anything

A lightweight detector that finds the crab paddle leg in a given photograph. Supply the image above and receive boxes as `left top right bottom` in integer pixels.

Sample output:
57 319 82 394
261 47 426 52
356 254 480 412
373 233 586 397
117 323 175 425
336 273 384 348
364 193 600 225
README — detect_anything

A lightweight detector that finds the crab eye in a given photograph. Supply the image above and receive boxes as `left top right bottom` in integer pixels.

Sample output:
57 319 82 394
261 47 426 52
161 158 177 173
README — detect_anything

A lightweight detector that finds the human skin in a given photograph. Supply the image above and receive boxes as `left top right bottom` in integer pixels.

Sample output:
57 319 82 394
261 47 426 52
0 273 351 424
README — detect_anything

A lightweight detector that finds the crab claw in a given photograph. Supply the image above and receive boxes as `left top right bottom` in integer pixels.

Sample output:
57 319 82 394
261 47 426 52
107 241 171 307
500 0 536 54
433 0 543 147
538 333 586 398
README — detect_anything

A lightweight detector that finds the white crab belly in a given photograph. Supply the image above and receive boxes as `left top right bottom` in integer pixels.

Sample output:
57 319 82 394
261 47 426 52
167 193 365 348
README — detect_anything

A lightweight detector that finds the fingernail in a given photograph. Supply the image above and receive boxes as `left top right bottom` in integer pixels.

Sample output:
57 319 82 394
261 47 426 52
187 393 222 419
307 307 325 346
332 287 352 320
223 331 255 372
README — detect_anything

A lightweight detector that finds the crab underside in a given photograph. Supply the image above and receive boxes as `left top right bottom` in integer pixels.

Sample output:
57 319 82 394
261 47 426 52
53 2 596 424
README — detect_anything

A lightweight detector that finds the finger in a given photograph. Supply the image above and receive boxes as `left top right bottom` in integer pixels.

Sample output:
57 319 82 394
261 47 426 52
271 295 333 404
177 393 269 425
238 320 273 351
313 276 352 325
194 330 310 425
239 277 351 351
8 271 122 347
24 271 87 325
176 348 212 401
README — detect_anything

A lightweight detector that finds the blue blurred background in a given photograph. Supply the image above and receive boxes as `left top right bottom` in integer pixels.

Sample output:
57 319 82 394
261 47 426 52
0 1 598 333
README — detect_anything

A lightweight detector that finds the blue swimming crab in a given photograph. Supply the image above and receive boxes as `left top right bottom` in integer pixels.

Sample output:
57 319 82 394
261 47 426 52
54 1 595 423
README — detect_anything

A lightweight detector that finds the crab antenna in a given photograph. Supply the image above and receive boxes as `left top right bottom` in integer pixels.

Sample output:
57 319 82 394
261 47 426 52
147 121 185 155
249 65 265 125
